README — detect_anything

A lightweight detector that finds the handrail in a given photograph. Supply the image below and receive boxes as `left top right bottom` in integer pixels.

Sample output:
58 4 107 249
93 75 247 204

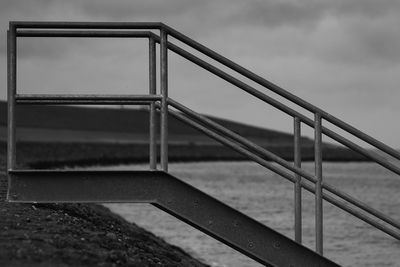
167 98 400 232
11 19 400 161
157 37 400 176
164 102 400 240
164 24 400 161
15 94 162 105
16 30 154 38
11 21 164 29
10 19 400 161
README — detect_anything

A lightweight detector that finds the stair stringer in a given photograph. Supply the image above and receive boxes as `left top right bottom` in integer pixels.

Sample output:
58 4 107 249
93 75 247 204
8 169 340 267
151 172 339 267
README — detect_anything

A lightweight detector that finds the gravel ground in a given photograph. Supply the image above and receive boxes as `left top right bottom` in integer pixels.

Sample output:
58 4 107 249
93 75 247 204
0 143 209 267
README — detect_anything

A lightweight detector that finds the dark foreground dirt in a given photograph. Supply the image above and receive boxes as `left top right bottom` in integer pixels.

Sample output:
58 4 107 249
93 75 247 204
0 144 209 267
0 202 207 267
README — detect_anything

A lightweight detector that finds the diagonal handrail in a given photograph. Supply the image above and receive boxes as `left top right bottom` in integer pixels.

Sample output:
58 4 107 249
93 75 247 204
163 24 400 161
166 99 400 234
162 100 400 240
163 102 400 240
152 36 400 176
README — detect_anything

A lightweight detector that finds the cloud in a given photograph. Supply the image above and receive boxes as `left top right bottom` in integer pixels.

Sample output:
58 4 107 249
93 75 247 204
311 14 400 67
79 0 204 20
218 0 400 68
237 0 327 29
0 0 54 17
228 0 400 28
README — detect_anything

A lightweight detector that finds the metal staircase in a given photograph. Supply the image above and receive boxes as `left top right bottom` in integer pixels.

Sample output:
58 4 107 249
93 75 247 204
7 22 400 266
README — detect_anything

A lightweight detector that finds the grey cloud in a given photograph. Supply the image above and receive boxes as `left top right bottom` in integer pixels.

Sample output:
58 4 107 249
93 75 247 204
232 0 400 29
79 0 205 20
221 0 400 67
0 0 54 16
238 1 327 29
311 15 400 67
332 0 400 20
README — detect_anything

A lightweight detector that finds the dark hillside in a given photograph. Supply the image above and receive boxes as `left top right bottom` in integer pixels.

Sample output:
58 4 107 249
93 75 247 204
0 101 308 145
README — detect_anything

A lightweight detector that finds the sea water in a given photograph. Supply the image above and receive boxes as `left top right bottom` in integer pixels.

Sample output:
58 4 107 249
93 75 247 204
102 161 400 267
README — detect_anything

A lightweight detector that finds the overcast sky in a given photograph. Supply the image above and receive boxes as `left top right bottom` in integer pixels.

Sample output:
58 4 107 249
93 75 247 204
1 0 400 148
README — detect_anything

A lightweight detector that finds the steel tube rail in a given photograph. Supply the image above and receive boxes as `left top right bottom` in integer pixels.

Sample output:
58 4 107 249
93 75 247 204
149 38 157 170
165 108 298 184
301 183 400 241
16 94 162 101
315 113 323 254
160 29 168 171
165 105 400 241
168 98 317 182
322 181 400 231
11 21 164 29
7 27 16 171
11 22 400 158
169 98 400 231
161 40 400 176
16 100 154 105
303 118 400 176
16 30 153 38
294 117 302 244
164 25 400 161
15 94 161 105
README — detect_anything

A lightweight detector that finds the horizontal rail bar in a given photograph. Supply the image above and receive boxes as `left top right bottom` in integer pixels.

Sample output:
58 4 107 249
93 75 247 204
165 25 400 161
16 94 162 101
11 21 164 30
16 30 153 38
16 100 155 105
165 106 400 240
159 39 400 176
168 98 400 231
16 94 162 105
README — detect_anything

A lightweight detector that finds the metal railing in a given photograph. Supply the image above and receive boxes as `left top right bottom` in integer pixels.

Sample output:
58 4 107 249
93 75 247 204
7 21 400 260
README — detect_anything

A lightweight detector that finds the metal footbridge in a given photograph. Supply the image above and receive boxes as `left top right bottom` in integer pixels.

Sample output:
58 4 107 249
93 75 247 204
7 22 400 267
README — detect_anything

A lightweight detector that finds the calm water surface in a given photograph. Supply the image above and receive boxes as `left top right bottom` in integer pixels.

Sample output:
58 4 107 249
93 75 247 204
102 161 400 267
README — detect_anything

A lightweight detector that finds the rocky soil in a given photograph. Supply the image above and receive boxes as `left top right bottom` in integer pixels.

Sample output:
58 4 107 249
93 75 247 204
0 143 209 267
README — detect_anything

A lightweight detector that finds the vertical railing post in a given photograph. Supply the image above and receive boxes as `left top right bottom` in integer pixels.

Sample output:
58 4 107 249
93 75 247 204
294 116 302 244
314 113 323 255
7 25 17 172
149 37 157 170
160 28 168 172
